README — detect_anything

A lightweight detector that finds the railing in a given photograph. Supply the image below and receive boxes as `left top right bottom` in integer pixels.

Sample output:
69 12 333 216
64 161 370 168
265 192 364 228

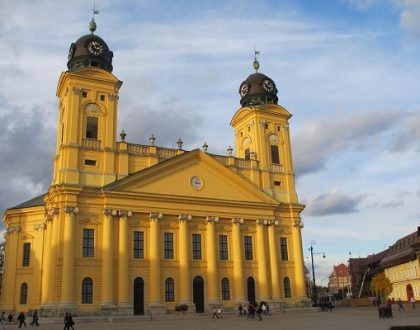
270 164 284 172
157 147 178 159
211 155 229 166
81 138 101 150
128 144 148 155
235 158 252 168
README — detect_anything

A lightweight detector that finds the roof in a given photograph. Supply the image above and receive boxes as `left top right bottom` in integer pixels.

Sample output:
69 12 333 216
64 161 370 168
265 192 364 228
8 193 47 210
334 263 350 276
380 230 418 268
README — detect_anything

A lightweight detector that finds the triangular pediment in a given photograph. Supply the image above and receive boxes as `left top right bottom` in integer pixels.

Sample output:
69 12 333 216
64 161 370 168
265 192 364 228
104 149 277 205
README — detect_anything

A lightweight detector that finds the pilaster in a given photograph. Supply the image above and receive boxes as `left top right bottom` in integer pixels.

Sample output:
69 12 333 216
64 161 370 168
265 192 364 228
256 219 270 302
206 216 220 307
178 214 192 306
231 218 246 304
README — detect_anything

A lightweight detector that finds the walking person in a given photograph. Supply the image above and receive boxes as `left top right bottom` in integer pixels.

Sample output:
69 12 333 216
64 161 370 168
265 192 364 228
398 298 405 311
29 309 39 326
217 306 222 319
212 306 218 320
17 312 26 329
411 296 416 309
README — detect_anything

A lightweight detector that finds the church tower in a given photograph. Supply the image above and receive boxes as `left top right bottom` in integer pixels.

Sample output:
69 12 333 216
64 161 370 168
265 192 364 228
231 54 298 204
53 18 122 187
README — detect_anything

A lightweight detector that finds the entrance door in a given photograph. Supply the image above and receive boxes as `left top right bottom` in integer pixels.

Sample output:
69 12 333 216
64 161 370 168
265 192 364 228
133 277 144 315
406 284 414 302
193 276 205 313
247 277 256 304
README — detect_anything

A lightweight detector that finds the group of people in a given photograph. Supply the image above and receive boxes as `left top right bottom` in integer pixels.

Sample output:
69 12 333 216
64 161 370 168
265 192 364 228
238 301 270 321
0 310 75 329
385 296 416 311
211 306 223 319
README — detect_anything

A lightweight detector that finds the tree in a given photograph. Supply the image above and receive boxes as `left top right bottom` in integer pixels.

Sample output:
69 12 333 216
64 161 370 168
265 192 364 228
371 272 392 306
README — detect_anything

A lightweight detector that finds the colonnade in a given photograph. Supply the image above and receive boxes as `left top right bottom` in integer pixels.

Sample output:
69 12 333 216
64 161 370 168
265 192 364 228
40 207 306 314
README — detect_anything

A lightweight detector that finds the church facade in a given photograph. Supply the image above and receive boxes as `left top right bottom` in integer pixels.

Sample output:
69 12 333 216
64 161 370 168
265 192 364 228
1 20 308 316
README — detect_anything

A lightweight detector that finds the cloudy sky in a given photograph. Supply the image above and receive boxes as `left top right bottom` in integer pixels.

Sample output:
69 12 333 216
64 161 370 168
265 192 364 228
1 0 420 282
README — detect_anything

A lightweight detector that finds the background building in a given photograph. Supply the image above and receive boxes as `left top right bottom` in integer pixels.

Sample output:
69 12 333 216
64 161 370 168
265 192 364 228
328 264 351 295
0 19 308 316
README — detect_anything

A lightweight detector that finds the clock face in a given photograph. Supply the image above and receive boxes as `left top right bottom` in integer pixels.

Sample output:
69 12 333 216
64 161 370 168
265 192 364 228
190 176 204 190
87 40 104 55
263 80 274 92
240 83 249 97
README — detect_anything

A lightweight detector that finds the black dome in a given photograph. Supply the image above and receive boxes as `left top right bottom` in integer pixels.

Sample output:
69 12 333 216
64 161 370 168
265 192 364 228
67 34 113 72
239 72 278 107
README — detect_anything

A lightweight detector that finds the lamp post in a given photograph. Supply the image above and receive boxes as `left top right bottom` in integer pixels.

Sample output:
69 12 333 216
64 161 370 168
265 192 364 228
348 251 352 297
308 241 326 304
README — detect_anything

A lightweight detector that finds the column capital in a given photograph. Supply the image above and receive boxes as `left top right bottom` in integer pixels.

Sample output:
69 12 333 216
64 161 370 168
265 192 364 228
179 214 192 222
34 224 46 231
256 219 278 226
6 226 20 234
150 212 163 221
103 208 113 216
293 218 304 228
231 217 244 224
206 216 219 223
118 210 133 217
64 206 79 214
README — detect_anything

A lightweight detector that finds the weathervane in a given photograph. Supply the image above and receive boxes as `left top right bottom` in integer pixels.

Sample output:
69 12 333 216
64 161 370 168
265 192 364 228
253 46 260 72
89 3 100 34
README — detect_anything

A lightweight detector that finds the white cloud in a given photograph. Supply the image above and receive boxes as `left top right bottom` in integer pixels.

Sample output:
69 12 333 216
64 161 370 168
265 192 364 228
304 192 365 216
394 0 420 37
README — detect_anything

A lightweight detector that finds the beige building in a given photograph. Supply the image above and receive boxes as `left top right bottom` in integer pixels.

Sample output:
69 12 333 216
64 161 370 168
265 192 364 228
328 264 351 295
0 19 308 316
382 227 420 302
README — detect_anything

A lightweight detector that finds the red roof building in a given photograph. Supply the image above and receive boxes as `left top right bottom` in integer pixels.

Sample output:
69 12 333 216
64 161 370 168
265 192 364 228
328 263 351 294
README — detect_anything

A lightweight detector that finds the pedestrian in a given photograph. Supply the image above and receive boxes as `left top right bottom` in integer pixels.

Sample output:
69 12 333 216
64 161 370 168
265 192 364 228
261 303 267 316
256 305 263 321
67 313 74 330
238 304 243 316
212 306 218 319
217 306 222 319
1 312 6 330
7 313 12 323
386 298 392 309
17 312 26 328
411 296 416 309
29 309 39 326
398 298 405 311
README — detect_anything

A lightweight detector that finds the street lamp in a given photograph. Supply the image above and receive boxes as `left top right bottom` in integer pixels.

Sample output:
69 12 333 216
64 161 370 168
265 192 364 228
348 251 352 297
308 240 326 304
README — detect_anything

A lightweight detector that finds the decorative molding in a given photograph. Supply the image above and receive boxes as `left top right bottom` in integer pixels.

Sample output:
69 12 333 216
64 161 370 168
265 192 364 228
103 208 113 216
149 212 163 221
189 224 206 231
79 218 101 225
108 93 119 101
293 218 304 228
83 102 101 113
118 210 133 217
179 214 192 222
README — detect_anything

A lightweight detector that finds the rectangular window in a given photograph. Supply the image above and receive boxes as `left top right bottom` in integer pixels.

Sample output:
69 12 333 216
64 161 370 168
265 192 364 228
164 232 174 259
271 145 280 164
280 237 289 261
244 236 253 260
192 234 202 260
82 229 94 257
244 148 251 160
219 235 228 260
86 116 98 139
133 231 144 259
22 243 31 266
84 159 97 166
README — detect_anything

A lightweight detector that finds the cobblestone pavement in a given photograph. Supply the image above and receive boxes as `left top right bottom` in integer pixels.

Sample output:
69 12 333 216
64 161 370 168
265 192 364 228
6 306 420 330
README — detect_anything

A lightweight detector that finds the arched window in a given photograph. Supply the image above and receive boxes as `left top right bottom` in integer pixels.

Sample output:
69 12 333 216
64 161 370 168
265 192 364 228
165 278 175 302
244 148 251 160
85 116 98 139
81 277 93 304
221 278 230 300
20 283 28 304
284 277 292 298
270 145 280 164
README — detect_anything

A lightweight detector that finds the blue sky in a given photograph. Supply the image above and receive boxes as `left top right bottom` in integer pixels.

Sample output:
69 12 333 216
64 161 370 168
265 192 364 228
1 0 420 282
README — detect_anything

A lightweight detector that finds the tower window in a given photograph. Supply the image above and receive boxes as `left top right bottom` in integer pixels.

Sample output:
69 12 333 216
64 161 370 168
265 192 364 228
274 181 281 187
244 148 251 160
22 242 31 266
100 95 105 101
82 91 87 98
271 145 280 164
86 116 98 139
265 124 269 129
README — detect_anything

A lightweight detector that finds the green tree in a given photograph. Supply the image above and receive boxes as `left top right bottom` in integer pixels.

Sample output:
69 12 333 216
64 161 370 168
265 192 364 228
371 272 392 306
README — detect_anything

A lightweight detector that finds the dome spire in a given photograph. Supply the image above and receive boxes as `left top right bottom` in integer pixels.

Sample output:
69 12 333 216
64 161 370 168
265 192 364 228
253 47 260 72
89 3 100 34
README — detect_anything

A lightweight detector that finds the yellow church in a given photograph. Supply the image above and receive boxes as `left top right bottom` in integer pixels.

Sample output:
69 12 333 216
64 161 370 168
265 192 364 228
1 18 308 316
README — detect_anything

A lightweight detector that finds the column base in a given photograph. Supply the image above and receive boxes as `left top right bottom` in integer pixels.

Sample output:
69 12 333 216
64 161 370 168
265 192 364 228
149 302 167 315
40 303 57 317
57 303 76 317
100 302 118 315
117 302 133 315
